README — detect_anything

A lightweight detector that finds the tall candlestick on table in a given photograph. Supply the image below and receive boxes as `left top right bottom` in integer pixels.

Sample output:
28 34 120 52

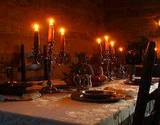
47 18 55 62
33 23 40 63
118 47 124 64
110 40 115 54
104 35 109 51
48 18 55 42
41 18 58 93
59 27 65 52
96 38 102 56
107 40 115 80
96 38 103 65
33 23 40 53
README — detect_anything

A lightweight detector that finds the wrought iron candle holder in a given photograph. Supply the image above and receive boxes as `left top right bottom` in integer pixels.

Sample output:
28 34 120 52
102 46 113 80
102 46 126 80
41 41 58 94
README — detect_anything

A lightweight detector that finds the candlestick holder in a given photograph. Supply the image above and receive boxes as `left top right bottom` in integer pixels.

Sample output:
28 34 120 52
32 46 42 64
103 48 127 80
102 48 113 81
41 41 58 94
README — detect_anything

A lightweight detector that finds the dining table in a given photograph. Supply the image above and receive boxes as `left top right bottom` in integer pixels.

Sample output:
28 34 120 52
0 79 157 125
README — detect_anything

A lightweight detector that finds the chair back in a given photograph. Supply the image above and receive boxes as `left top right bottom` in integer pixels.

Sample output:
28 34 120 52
132 41 156 125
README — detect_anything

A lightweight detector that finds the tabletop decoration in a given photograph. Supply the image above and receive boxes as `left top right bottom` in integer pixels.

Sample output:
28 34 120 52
57 27 70 64
0 15 129 101
32 23 41 64
96 38 103 60
40 18 58 94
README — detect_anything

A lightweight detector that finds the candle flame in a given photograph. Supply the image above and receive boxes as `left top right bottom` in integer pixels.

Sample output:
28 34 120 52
110 41 115 47
104 35 109 41
96 38 102 44
33 23 39 32
49 18 55 26
59 27 65 36
155 47 158 51
158 20 160 27
119 47 123 52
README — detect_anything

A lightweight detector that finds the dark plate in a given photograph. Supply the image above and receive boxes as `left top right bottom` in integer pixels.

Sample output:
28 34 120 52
71 91 122 103
82 90 115 99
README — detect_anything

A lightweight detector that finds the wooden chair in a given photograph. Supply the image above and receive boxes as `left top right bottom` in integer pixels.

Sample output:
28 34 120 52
132 41 160 125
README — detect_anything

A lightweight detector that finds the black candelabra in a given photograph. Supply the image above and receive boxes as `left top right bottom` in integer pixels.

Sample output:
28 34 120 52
102 46 126 80
41 41 58 93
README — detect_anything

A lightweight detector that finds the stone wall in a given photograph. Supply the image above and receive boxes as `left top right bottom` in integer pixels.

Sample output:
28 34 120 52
0 0 106 80
0 0 106 55
103 0 160 46
1 0 160 55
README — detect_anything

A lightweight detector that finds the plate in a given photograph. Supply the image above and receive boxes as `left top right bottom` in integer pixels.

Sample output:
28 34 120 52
71 91 122 103
82 90 116 99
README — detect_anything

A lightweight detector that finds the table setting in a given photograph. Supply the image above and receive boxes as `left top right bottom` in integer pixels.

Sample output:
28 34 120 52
0 16 147 125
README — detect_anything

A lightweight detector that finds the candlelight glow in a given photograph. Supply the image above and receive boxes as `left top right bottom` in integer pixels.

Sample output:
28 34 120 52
48 18 55 26
96 38 102 44
119 47 124 52
158 20 160 27
59 27 65 36
155 47 158 51
110 41 115 47
33 24 39 32
104 35 109 41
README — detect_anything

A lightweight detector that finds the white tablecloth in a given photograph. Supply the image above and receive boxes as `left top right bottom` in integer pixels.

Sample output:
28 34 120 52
0 80 157 125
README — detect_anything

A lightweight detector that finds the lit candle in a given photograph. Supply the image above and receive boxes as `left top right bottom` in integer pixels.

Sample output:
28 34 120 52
96 38 102 56
59 27 66 52
110 40 115 48
104 35 109 50
48 18 55 42
158 20 160 27
119 47 124 52
154 46 158 51
33 23 40 51
110 40 115 54
118 47 124 64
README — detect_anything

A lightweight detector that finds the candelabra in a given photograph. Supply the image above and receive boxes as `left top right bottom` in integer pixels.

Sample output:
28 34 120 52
102 47 113 80
102 47 126 80
30 40 70 94
29 21 69 93
41 41 58 93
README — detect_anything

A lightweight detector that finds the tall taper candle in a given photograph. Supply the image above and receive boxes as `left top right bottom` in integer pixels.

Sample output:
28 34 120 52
110 40 115 54
33 24 40 53
48 18 55 42
96 38 102 56
59 27 65 52
104 35 109 51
